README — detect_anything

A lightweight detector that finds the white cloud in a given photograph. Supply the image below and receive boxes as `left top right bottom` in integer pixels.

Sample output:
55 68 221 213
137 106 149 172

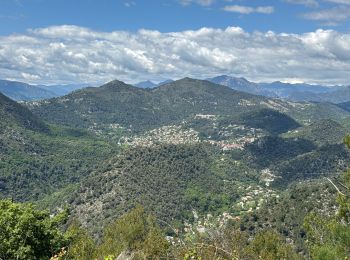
325 0 350 5
179 0 215 6
223 5 274 14
124 1 136 8
0 25 350 85
303 5 350 24
284 0 319 7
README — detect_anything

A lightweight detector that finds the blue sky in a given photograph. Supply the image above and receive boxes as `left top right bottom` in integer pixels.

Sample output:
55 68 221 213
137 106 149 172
0 0 350 85
1 0 350 35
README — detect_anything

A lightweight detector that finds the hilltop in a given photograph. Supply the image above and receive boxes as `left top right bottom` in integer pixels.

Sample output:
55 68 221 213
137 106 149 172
27 78 350 135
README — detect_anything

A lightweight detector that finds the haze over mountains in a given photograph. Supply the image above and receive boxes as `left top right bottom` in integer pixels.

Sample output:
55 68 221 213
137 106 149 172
0 79 89 101
2 75 349 104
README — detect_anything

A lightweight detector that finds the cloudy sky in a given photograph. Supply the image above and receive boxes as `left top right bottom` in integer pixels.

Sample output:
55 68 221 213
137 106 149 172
0 0 350 85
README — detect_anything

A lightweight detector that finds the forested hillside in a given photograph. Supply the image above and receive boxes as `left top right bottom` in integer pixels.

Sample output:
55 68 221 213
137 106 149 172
1 78 350 259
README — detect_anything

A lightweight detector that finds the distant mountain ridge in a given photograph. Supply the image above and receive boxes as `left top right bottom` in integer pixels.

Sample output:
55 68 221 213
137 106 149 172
134 79 174 88
207 75 348 103
3 76 348 103
208 75 263 95
26 78 350 135
0 80 57 101
0 79 89 101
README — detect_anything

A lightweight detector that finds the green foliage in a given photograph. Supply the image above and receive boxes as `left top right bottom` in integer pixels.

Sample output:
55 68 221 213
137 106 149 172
176 227 301 260
28 79 271 133
0 106 118 202
282 119 348 146
0 199 68 260
273 144 350 187
246 230 301 260
302 135 350 259
244 135 316 169
304 213 350 259
97 206 169 259
64 220 96 260
70 144 260 232
0 92 48 132
239 108 300 135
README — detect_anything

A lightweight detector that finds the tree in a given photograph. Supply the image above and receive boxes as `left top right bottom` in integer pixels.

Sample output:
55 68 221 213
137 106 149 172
0 199 69 260
245 230 301 260
96 206 169 259
64 220 96 260
303 136 350 259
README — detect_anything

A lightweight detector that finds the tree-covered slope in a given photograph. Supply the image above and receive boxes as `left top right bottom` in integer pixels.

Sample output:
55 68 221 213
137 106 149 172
27 78 350 135
0 92 48 132
27 78 269 132
0 93 118 202
282 119 348 146
68 144 259 232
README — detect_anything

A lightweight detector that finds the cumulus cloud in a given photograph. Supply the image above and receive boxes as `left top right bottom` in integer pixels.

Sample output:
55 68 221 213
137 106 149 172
0 25 350 85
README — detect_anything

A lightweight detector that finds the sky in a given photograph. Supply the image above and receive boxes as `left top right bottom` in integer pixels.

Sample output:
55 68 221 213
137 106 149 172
0 0 350 85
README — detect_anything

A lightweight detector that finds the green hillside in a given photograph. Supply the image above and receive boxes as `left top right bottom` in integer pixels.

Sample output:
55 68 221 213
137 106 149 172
282 119 349 146
27 78 350 135
1 79 350 259
0 93 118 202
0 92 48 132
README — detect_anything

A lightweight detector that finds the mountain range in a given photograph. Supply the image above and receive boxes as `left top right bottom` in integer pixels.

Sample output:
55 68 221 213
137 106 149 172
0 79 88 101
1 76 349 104
207 75 349 103
1 76 350 255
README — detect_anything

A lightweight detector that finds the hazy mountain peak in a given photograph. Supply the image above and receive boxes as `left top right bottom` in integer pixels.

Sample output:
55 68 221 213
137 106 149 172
157 79 174 86
135 80 157 89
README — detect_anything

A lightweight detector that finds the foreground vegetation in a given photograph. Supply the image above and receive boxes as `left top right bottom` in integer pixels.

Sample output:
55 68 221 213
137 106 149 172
1 169 349 260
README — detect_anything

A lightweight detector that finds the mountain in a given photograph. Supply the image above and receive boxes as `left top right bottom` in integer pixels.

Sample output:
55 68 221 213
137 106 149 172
0 91 48 132
0 92 117 202
71 144 233 230
259 81 333 97
157 79 174 86
134 79 174 88
282 119 348 146
0 80 90 101
40 83 90 96
134 80 157 88
207 75 263 95
207 75 350 103
27 78 270 132
3 76 350 257
0 80 57 101
303 86 350 103
260 81 349 103
338 101 350 112
27 78 350 135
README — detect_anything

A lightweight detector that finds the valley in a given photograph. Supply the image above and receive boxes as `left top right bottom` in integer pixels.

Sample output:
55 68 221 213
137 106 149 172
1 77 350 259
